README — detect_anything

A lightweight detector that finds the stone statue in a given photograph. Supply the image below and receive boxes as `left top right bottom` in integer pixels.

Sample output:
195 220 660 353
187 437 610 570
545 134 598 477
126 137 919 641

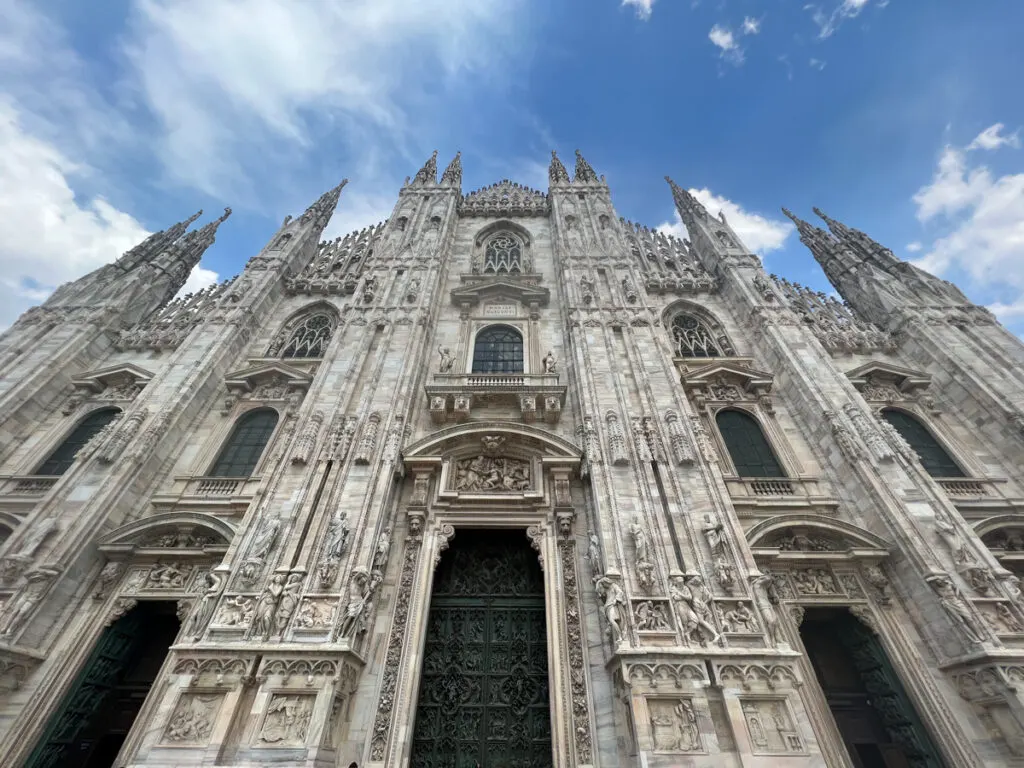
340 571 371 639
629 518 650 564
702 514 725 555
714 555 736 594
751 574 782 646
373 527 392 570
16 517 59 558
542 350 557 374
1 576 49 638
438 346 454 373
185 569 225 640
93 561 123 600
863 564 891 603
934 512 969 565
926 573 986 644
594 576 626 644
252 574 285 640
586 532 602 574
635 600 671 631
669 575 719 646
274 573 303 635
722 602 758 633
249 518 280 563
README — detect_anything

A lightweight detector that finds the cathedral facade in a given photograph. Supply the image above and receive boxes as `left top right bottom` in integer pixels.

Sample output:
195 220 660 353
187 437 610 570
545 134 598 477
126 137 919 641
0 149 1022 768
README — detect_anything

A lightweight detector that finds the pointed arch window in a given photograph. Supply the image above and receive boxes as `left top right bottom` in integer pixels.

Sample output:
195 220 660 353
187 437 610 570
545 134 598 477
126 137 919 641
37 408 122 476
209 408 279 477
472 325 524 374
671 313 731 358
715 409 785 478
276 311 337 359
483 232 523 275
881 409 964 478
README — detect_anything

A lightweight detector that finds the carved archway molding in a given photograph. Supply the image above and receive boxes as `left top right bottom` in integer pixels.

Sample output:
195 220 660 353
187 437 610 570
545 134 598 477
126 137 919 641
97 512 235 559
746 514 891 562
369 422 591 767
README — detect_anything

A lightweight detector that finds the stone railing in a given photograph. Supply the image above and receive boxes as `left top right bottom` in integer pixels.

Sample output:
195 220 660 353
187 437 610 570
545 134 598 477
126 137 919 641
426 373 566 424
0 476 59 495
936 479 990 497
150 475 263 514
724 476 838 515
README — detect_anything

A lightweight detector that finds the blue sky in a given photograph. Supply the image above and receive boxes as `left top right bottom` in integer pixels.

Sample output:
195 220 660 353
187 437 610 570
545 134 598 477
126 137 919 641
2 0 1023 334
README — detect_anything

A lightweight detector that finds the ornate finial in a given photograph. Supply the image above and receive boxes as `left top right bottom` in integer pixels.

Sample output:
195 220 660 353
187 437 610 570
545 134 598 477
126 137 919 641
441 151 462 186
412 150 439 185
549 150 569 184
300 179 348 227
116 209 206 269
665 176 708 221
573 149 599 183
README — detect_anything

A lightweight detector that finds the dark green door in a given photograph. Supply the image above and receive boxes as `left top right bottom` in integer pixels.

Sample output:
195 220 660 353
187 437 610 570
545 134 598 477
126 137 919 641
411 529 552 768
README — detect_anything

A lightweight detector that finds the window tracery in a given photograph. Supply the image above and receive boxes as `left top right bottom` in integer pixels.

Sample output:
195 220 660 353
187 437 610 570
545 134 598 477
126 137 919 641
37 408 122 476
483 232 524 275
880 409 964 478
270 310 337 359
671 313 733 358
472 325 524 374
209 408 279 478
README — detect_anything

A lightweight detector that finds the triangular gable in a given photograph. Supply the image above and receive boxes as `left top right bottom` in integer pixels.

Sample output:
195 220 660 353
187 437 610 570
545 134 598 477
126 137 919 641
224 362 312 394
459 180 550 217
679 358 773 393
845 361 931 394
450 278 550 309
71 363 155 393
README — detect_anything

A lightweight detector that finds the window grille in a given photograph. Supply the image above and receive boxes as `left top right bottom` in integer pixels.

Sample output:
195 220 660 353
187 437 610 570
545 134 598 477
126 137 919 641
209 409 279 477
881 409 964 478
472 326 524 374
37 408 121 476
715 409 785 478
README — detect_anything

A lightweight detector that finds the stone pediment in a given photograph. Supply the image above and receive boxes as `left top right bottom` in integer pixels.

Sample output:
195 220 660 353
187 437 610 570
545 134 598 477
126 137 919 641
746 515 890 561
450 278 550 309
845 361 931 396
223 362 312 396
679 358 773 393
458 180 550 218
71 363 154 393
98 512 235 558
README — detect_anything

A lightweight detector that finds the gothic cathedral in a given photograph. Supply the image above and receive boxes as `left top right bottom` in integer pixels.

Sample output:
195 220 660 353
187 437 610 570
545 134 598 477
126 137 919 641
0 149 1022 768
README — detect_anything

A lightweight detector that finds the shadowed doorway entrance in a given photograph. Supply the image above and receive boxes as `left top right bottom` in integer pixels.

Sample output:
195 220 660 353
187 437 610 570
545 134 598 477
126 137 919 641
26 600 181 768
800 607 946 768
411 528 552 768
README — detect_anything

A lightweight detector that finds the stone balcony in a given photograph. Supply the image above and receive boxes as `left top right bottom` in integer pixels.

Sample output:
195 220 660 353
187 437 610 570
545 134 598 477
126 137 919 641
425 373 567 424
724 476 839 516
0 475 61 515
934 477 1023 518
149 475 264 515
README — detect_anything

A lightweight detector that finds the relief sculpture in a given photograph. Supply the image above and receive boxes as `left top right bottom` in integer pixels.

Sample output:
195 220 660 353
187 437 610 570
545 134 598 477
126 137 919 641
452 455 530 492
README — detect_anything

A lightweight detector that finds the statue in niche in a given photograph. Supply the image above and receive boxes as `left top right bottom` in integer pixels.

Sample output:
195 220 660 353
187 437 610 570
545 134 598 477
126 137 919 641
453 455 530 492
252 574 285 640
629 517 650 564
579 275 595 304
274 573 303 635
373 527 392 570
594 575 626 644
586 531 602 574
702 514 725 555
714 555 737 594
185 569 225 640
249 518 280 563
542 350 557 374
935 512 970 565
670 575 720 646
438 346 455 373
339 571 371 639
751 574 782 646
926 573 986 644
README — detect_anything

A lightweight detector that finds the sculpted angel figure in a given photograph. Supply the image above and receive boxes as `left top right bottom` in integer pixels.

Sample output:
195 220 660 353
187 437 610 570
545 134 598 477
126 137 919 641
438 346 455 373
594 575 626 643
542 350 557 374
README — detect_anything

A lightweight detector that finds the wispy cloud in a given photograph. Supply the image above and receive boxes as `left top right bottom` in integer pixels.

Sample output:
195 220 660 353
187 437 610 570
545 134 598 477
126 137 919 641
806 0 873 39
709 24 744 65
809 58 827 71
622 0 655 20
967 123 1020 151
659 188 793 255
742 17 762 35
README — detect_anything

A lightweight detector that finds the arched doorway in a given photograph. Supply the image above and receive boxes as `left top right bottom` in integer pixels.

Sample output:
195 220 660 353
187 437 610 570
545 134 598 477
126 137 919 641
799 608 945 768
410 529 552 767
27 601 181 768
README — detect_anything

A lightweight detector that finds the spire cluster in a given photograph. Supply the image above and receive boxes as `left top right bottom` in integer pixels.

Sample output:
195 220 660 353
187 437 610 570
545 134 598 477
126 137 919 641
664 177 709 222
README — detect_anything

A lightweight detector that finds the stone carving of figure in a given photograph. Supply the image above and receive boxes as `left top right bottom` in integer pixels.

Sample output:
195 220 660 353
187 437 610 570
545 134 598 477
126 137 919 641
751 574 782 646
586 532 602 575
373 527 392 571
863 564 892 603
714 556 737 595
702 515 725 555
670 575 719 646
579 275 595 304
93 561 124 600
542 350 557 374
275 573 303 635
629 518 650 564
935 512 969 565
453 456 530 492
186 569 225 640
722 602 758 634
438 346 454 373
926 573 986 644
1 575 50 638
676 700 699 751
339 571 371 639
249 519 280 563
148 562 189 589
635 601 672 631
594 576 627 644
252 574 285 640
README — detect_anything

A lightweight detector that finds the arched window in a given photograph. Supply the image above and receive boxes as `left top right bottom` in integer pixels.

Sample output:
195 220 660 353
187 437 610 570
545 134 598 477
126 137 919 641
671 313 730 358
37 408 121 476
483 232 523 274
209 409 279 477
881 409 964 478
276 311 336 359
715 409 785 478
472 325 524 374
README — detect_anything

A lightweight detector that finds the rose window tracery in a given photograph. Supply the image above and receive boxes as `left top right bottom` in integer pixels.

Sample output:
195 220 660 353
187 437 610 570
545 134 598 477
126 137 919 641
483 233 524 275
276 312 336 359
671 313 731 358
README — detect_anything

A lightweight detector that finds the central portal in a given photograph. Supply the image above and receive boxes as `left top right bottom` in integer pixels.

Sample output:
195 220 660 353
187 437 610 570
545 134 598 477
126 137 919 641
411 528 552 768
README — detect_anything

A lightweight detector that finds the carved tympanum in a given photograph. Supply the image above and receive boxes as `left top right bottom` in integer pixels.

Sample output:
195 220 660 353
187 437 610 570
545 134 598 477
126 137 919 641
452 455 530 492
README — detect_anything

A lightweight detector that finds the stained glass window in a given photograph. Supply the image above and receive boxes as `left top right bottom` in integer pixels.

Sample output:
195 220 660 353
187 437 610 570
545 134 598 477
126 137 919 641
472 326 524 374
716 409 785 478
881 409 964 478
37 408 121 476
209 408 279 477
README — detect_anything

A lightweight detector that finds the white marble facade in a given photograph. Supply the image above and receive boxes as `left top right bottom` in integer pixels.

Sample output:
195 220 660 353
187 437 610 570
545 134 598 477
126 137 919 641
0 149 1022 767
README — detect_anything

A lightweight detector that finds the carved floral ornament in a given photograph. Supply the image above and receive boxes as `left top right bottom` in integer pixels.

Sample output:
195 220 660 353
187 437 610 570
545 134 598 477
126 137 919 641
220 363 312 415
846 362 934 409
679 359 775 415
61 364 154 415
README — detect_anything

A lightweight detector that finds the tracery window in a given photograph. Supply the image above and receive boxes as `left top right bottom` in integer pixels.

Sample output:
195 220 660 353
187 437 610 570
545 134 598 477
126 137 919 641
37 408 121 476
671 313 730 358
881 409 964 478
472 325 524 374
483 232 523 275
278 311 336 359
209 408 279 477
715 409 785 478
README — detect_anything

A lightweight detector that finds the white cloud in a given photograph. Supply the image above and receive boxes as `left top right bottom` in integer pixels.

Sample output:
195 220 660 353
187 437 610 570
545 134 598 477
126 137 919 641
622 0 655 19
807 0 873 39
658 189 793 255
742 17 761 35
124 0 527 200
0 101 150 328
709 24 744 65
967 123 1021 152
810 58 827 71
910 131 1024 323
178 266 220 298
905 241 923 252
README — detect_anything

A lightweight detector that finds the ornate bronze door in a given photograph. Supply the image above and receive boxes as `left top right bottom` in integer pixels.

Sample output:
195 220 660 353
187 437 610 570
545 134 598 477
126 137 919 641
411 529 552 768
